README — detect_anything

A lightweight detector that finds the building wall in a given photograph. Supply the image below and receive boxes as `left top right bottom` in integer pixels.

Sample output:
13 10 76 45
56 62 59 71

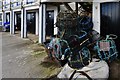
60 2 76 11
2 0 118 43
0 1 2 12
3 0 10 10
92 2 100 33
92 0 119 33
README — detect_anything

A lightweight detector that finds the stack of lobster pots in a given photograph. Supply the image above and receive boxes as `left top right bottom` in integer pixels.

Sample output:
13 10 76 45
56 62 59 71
45 10 118 79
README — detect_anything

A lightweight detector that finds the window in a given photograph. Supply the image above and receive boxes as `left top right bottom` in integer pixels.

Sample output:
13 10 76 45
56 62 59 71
0 2 2 8
26 0 35 4
4 0 10 9
4 2 7 8
16 2 21 6
11 4 14 7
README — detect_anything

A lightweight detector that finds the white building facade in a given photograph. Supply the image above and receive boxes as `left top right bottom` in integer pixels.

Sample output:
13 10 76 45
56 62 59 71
0 0 119 43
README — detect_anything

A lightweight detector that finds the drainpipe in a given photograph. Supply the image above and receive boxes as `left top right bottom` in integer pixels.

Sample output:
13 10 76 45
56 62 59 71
75 2 78 14
21 0 27 38
39 3 43 43
23 8 27 38
10 1 15 34
21 0 24 38
42 4 46 43
10 1 13 34
11 10 15 34
92 2 100 33
35 11 39 35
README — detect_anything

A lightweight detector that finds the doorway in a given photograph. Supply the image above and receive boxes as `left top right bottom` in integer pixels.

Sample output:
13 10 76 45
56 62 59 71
6 13 10 23
101 2 120 57
46 11 54 38
16 13 21 31
27 12 36 34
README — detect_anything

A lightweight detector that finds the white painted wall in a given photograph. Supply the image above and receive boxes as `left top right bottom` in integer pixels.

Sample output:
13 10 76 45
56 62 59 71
26 0 35 3
12 11 15 34
93 0 119 2
43 4 46 42
36 11 39 35
41 0 93 2
23 0 40 6
0 2 2 11
23 9 27 38
10 11 12 34
60 2 76 11
1 12 4 26
41 0 119 2
21 9 24 38
39 5 42 43
11 0 21 8
92 2 100 33
3 12 6 26
24 6 39 10
39 4 46 43
3 0 10 10
13 9 21 12
4 0 10 4
47 5 58 35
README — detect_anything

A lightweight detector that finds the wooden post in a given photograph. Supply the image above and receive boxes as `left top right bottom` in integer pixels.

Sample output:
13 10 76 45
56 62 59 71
75 2 78 15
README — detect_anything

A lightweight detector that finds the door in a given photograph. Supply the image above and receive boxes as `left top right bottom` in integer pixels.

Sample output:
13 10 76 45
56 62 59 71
16 13 21 30
46 11 54 37
6 13 10 22
27 12 36 34
101 2 120 57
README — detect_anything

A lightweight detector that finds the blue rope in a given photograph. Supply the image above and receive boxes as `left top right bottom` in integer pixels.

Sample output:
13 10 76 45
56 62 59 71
95 35 118 61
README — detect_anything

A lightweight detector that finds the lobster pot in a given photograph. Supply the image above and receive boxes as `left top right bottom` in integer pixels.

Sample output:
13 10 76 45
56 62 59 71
58 40 70 66
96 39 118 61
88 30 101 43
63 32 91 69
67 31 89 52
78 16 93 32
68 47 91 69
56 11 78 39
56 11 78 28
47 38 69 67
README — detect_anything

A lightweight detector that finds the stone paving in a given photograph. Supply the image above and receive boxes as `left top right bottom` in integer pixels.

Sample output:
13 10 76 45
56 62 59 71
2 32 61 78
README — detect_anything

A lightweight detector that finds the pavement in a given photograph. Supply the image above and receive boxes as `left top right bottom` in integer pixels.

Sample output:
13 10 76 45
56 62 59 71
2 32 34 78
2 32 61 78
1 32 120 79
108 60 120 80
